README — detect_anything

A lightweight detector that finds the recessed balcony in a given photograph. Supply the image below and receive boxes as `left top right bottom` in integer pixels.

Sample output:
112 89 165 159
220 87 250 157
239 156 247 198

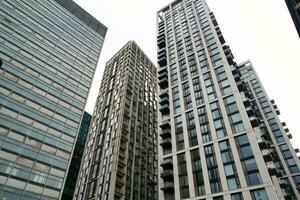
267 162 278 176
158 71 168 80
258 138 271 149
159 96 169 106
158 77 168 89
246 106 255 117
157 34 166 48
262 150 273 162
160 138 172 148
279 178 288 188
160 158 173 169
249 116 260 127
159 104 170 115
160 128 171 138
158 67 168 75
161 181 174 192
158 54 167 67
215 27 225 44
160 120 171 131
236 80 246 92
161 169 174 180
243 100 251 107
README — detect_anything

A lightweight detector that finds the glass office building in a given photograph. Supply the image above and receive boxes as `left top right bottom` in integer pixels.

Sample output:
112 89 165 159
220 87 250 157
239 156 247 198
62 111 92 200
157 0 300 199
0 0 106 199
74 41 158 200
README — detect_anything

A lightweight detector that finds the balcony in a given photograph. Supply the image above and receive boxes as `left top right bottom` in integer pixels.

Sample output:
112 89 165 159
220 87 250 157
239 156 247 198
159 96 169 106
236 80 246 92
157 34 166 48
158 49 167 67
160 158 173 169
266 162 278 176
243 100 251 107
282 122 287 127
210 12 218 26
249 116 260 127
158 77 168 89
161 169 173 180
160 138 172 147
215 26 225 44
160 120 170 129
160 128 171 138
158 66 168 75
262 150 273 162
245 106 255 117
158 70 168 80
275 110 281 115
295 148 299 153
285 128 290 133
158 21 164 29
287 133 293 139
258 138 271 149
159 90 168 98
159 104 170 115
223 45 234 65
279 178 289 188
161 181 174 192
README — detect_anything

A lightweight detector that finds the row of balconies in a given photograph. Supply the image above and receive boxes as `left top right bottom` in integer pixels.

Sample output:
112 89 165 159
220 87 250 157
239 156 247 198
223 45 234 65
215 26 225 45
270 99 281 115
160 158 174 192
210 12 218 26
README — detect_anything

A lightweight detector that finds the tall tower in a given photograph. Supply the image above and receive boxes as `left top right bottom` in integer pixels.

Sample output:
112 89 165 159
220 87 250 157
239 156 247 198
74 41 158 200
156 0 300 199
0 0 106 199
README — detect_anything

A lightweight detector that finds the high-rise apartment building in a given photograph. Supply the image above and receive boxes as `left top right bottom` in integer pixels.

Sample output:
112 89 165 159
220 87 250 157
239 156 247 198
285 0 300 37
74 41 158 200
62 112 92 200
157 0 300 199
0 0 106 199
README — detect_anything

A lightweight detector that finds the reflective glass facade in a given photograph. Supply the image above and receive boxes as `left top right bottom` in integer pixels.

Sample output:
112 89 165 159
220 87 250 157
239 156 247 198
74 41 158 200
0 0 106 199
157 0 300 199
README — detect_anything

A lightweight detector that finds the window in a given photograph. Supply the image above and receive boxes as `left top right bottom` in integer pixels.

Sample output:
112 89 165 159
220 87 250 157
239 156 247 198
178 153 190 198
175 115 184 151
198 106 211 143
224 95 245 133
219 140 240 190
205 145 222 193
231 193 243 200
236 134 262 186
191 149 205 196
251 188 268 200
210 101 226 139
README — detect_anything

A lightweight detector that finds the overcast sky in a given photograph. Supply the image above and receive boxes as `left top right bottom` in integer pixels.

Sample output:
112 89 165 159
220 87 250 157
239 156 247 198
74 0 300 149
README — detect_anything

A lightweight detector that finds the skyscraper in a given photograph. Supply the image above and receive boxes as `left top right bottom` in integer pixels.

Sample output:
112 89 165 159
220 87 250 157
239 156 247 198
0 0 106 199
74 41 158 200
62 112 92 200
157 0 300 199
285 0 300 37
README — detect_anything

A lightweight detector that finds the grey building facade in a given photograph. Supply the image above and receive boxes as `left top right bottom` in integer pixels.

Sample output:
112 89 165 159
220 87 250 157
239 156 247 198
74 41 158 200
285 0 300 37
62 111 92 200
157 0 300 199
0 0 106 199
